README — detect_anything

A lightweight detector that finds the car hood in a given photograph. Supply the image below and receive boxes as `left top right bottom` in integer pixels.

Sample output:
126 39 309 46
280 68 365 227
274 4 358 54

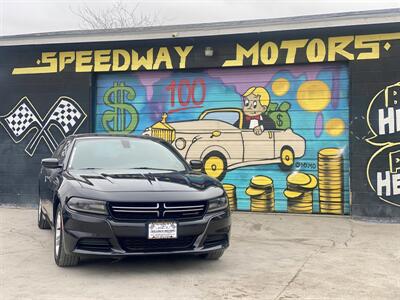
65 169 221 193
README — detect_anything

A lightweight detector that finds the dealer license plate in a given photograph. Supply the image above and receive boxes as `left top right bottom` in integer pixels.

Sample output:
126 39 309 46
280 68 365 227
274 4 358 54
148 221 177 239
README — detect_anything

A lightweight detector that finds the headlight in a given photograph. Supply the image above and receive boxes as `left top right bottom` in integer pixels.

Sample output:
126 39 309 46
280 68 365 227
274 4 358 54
207 196 228 213
175 137 186 150
67 197 108 215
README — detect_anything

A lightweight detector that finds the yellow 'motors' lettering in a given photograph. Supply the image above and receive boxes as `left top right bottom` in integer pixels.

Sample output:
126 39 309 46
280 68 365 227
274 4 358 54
112 49 130 71
354 34 381 60
355 33 400 60
75 51 93 72
306 38 326 62
328 36 354 61
174 46 193 69
132 48 154 70
222 42 259 67
59 51 75 72
94 50 111 72
260 42 279 65
153 47 173 70
280 39 308 64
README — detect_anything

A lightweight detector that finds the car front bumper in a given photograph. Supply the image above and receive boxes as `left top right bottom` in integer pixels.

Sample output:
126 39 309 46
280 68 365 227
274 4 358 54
62 206 231 256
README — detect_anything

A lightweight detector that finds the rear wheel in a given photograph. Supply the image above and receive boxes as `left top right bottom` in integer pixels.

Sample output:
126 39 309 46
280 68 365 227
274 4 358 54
54 205 79 267
200 249 225 260
279 147 295 171
203 151 227 181
37 198 50 229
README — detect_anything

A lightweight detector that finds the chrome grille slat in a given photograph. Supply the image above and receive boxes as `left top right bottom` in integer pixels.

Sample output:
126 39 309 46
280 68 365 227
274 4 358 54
163 208 204 212
163 204 205 209
112 204 159 210
113 209 160 214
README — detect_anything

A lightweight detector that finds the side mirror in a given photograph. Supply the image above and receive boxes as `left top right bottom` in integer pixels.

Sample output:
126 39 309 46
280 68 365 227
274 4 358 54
41 158 62 169
190 160 203 171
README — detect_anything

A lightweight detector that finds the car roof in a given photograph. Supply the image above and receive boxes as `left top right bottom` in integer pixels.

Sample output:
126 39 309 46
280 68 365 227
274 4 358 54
67 133 163 143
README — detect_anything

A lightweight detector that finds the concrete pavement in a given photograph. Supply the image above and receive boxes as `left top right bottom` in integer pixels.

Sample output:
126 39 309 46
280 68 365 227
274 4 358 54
0 208 399 300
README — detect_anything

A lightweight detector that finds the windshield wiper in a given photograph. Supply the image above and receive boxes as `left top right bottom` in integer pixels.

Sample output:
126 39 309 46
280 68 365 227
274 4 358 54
78 167 103 170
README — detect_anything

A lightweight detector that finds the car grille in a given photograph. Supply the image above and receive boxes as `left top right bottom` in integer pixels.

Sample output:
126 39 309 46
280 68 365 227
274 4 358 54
151 128 175 143
109 201 207 221
119 236 196 252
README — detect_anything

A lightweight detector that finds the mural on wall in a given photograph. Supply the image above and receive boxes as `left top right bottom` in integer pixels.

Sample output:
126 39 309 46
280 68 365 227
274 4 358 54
0 96 87 156
95 63 350 214
366 82 400 207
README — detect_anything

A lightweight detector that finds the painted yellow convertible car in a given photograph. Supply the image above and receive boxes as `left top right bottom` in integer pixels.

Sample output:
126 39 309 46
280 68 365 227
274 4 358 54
142 108 306 180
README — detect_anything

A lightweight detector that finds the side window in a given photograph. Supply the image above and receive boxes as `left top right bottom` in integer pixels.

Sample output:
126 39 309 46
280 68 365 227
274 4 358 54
202 111 240 127
59 140 72 163
52 141 66 159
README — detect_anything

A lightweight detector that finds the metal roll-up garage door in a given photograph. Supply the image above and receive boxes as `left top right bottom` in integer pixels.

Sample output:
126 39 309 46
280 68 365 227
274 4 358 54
94 63 350 215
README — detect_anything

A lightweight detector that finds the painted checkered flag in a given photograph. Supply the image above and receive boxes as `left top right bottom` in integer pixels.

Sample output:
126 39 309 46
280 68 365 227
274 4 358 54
0 96 86 156
25 97 86 155
0 97 40 141
48 99 84 134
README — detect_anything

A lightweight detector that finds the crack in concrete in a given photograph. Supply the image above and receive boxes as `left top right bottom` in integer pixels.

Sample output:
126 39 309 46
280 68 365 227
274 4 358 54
344 220 356 247
272 239 337 300
274 237 342 300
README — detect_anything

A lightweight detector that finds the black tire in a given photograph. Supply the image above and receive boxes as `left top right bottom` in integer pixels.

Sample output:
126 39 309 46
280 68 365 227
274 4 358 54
202 151 227 181
54 205 79 267
37 198 50 229
200 249 225 260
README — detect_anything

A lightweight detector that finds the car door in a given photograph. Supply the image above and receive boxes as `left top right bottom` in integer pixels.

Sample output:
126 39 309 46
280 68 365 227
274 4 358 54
40 140 68 222
241 129 275 162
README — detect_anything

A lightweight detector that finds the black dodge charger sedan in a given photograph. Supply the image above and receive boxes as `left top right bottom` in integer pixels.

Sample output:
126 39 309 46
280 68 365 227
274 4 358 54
38 134 231 267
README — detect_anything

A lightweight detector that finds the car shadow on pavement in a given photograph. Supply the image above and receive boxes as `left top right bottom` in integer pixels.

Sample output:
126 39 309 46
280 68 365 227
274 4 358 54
77 254 221 273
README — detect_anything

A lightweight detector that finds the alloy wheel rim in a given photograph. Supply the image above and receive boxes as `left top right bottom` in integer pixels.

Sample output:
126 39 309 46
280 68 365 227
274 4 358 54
55 210 61 257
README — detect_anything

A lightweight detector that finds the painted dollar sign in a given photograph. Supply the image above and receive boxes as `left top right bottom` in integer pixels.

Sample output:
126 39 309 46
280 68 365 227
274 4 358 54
102 82 138 134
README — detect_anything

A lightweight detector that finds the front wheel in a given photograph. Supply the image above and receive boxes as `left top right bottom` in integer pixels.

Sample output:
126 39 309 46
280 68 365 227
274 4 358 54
54 205 79 267
37 198 50 229
279 147 295 171
200 249 225 260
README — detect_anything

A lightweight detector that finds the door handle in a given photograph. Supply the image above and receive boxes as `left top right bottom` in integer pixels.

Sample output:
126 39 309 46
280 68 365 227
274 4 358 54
211 130 221 138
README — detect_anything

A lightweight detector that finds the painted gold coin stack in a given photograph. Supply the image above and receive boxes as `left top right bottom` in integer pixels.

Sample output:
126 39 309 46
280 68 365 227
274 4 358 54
318 148 344 214
245 176 275 212
223 183 237 211
284 172 318 214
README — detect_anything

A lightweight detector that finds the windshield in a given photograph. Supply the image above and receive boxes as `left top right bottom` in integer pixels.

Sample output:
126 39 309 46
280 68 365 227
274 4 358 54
202 111 240 127
68 137 187 172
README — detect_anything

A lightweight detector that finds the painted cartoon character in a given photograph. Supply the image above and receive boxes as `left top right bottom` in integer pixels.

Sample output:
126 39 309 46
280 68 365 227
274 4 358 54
242 86 276 135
